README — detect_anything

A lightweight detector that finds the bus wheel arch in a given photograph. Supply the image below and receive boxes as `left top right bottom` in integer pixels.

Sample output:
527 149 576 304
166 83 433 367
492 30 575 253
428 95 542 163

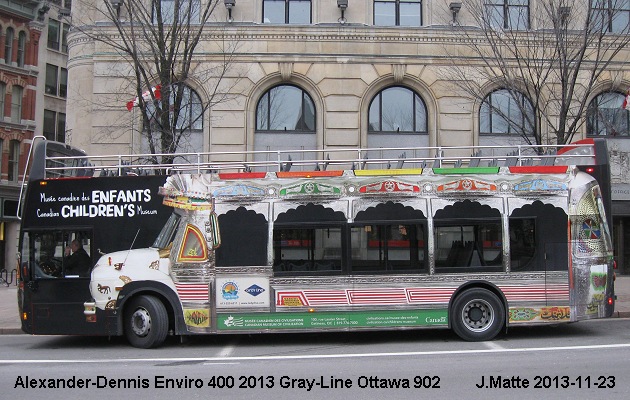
449 283 507 341
116 282 186 343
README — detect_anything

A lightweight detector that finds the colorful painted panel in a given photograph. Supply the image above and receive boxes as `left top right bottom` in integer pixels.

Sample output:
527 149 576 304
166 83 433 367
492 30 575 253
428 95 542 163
183 308 210 328
586 264 608 315
513 179 567 194
212 185 266 197
279 182 342 196
354 169 423 176
177 224 208 262
508 306 571 323
277 171 344 178
433 167 499 175
358 180 420 194
162 195 214 210
436 179 497 194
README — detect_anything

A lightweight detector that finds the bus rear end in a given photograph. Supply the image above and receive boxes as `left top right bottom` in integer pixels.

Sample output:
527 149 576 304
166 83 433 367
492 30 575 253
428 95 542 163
569 173 615 320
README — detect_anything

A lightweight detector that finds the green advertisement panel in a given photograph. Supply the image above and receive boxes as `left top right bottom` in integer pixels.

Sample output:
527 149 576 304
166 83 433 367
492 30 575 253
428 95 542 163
218 309 448 331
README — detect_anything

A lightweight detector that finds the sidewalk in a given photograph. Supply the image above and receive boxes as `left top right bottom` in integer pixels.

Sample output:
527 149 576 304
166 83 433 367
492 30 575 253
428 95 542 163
1 276 629 334
0 284 20 334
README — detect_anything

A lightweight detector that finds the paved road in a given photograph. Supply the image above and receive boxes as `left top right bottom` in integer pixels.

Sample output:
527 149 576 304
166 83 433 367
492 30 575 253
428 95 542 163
1 318 629 400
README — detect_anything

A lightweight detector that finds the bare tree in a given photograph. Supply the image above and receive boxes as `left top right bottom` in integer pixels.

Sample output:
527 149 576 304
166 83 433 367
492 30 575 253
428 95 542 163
444 0 630 146
70 0 240 164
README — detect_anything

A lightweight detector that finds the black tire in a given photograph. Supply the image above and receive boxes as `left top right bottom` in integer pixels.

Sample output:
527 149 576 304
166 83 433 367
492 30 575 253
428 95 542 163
124 295 169 348
451 288 505 341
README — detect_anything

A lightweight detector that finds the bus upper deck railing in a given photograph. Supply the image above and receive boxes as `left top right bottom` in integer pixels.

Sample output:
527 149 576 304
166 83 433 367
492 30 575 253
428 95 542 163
28 138 597 180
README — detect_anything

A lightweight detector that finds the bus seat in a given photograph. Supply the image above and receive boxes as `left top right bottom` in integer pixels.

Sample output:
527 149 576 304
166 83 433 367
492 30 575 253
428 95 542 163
444 240 463 268
456 241 474 267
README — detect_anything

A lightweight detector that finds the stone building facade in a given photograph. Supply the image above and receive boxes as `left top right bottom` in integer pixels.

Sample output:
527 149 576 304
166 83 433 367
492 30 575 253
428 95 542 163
66 1 630 272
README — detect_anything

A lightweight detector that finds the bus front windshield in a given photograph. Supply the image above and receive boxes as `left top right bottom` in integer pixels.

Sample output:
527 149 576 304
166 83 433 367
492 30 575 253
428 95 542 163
152 213 181 249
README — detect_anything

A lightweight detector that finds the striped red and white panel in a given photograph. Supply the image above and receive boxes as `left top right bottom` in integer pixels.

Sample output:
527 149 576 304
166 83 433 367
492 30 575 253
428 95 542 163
347 289 408 305
498 284 569 302
406 287 456 304
545 284 571 301
174 283 209 302
300 290 348 305
275 284 568 308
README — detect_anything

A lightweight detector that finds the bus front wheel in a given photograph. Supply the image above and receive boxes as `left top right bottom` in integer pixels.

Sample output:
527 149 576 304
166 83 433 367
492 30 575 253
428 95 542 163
124 295 168 348
451 288 505 341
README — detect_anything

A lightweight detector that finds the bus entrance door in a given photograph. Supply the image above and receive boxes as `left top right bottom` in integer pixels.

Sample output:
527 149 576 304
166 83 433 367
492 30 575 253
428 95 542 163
21 230 101 335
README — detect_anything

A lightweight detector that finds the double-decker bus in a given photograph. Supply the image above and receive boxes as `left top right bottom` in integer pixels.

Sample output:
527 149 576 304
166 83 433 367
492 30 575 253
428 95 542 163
17 138 614 348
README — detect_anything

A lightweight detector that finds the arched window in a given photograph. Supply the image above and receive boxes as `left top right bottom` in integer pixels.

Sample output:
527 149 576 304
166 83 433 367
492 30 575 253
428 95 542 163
17 31 26 67
256 85 315 132
587 91 630 136
367 86 428 163
255 85 317 169
144 83 203 157
480 89 534 135
5 27 14 64
172 85 203 131
369 86 427 133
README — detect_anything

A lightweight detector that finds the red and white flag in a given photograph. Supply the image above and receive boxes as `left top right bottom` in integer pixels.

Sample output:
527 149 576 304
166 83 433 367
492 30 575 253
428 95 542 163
126 85 161 111
623 90 630 111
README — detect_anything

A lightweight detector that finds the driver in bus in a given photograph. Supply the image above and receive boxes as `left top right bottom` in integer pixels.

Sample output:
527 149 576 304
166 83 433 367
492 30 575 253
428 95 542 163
64 240 92 277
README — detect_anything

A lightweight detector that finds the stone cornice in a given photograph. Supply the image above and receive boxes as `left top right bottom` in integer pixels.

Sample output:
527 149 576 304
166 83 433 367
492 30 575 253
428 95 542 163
69 24 630 50
67 24 490 47
67 23 630 66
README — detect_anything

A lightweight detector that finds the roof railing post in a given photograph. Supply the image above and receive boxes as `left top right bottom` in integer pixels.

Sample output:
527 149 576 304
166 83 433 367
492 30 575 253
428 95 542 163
433 147 442 168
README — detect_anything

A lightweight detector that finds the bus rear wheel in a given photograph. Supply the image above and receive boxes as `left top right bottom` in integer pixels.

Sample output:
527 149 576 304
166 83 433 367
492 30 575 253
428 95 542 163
124 295 168 348
451 288 505 341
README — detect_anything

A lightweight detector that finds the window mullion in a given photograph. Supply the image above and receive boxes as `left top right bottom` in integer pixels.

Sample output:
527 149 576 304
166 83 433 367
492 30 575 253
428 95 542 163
286 0 290 23
504 2 509 29
412 94 417 133
379 94 383 131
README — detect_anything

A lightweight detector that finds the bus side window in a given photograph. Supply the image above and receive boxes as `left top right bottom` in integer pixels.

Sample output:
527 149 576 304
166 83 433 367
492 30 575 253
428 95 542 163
434 222 502 273
350 224 426 274
63 232 92 277
24 230 93 279
273 226 343 274
509 218 536 271
31 232 63 278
